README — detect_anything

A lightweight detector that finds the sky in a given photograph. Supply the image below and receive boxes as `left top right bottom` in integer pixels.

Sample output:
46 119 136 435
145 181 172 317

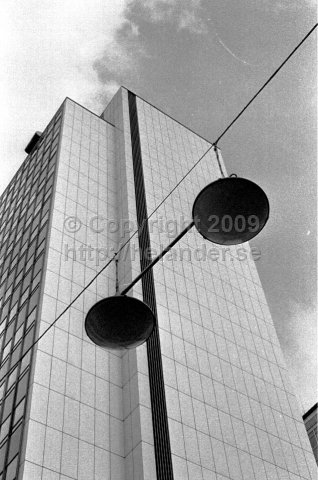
0 0 316 412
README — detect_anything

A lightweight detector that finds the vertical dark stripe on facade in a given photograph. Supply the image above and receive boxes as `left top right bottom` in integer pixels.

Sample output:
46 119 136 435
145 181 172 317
128 91 174 480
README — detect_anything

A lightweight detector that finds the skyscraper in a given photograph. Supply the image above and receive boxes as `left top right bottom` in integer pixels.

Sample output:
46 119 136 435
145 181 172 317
0 87 316 480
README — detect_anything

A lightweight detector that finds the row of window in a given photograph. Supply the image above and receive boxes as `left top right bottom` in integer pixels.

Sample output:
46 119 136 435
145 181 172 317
0 435 21 480
0 222 47 324
0 129 58 306
0 107 63 479
0 367 31 480
0 143 59 229
0 350 32 408
0 110 62 215
0 144 58 248
0 198 51 286
0 178 54 380
0 370 29 431
0 153 56 227
0 170 55 259
0 294 39 369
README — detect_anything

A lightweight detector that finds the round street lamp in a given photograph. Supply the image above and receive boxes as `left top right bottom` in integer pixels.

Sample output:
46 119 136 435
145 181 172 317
85 175 269 350
192 175 269 245
85 295 155 350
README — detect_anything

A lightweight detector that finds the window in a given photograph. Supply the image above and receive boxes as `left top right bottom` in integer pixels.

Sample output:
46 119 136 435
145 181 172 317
16 303 27 330
6 366 18 391
40 212 50 228
0 358 9 383
13 270 24 289
33 255 44 278
1 342 11 363
0 302 10 323
10 341 22 369
8 303 18 321
26 309 36 329
19 289 29 308
4 321 15 347
13 399 25 426
5 455 19 480
15 371 29 406
0 416 10 444
19 351 31 375
22 326 35 356
31 271 41 292
7 423 23 463
2 389 15 422
13 324 23 346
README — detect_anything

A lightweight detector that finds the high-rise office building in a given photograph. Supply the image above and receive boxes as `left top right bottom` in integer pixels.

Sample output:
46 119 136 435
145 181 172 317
0 87 316 480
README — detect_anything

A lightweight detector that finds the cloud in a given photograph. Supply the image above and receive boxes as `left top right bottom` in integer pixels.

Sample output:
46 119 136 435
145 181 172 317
0 0 207 195
262 0 316 13
133 0 206 34
0 0 130 107
0 0 135 194
94 0 208 86
93 16 147 87
178 8 207 34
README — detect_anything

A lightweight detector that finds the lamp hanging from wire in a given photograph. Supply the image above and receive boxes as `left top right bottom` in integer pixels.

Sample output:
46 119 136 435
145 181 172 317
192 174 269 245
85 168 269 350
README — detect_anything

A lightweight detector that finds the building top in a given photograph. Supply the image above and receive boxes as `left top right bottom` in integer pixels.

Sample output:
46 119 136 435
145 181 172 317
303 402 318 421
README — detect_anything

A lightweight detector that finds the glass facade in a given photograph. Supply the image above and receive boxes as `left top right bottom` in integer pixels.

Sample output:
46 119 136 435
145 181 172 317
0 106 62 479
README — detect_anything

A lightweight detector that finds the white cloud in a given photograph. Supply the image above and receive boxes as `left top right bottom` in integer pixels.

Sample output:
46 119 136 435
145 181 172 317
136 0 177 22
0 0 132 194
136 0 206 34
262 0 316 13
178 8 207 34
0 0 210 196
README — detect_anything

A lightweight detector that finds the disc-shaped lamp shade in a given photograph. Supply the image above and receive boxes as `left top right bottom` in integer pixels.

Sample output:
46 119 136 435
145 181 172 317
85 295 155 349
192 177 269 245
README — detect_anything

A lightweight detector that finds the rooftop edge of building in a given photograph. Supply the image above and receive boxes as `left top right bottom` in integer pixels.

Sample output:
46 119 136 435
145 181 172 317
303 402 318 420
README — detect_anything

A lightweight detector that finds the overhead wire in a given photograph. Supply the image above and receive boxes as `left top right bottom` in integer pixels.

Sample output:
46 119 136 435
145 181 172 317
214 23 317 145
1 23 317 386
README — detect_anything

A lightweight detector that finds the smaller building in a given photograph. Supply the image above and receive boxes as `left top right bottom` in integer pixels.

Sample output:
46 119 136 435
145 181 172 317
303 403 318 464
